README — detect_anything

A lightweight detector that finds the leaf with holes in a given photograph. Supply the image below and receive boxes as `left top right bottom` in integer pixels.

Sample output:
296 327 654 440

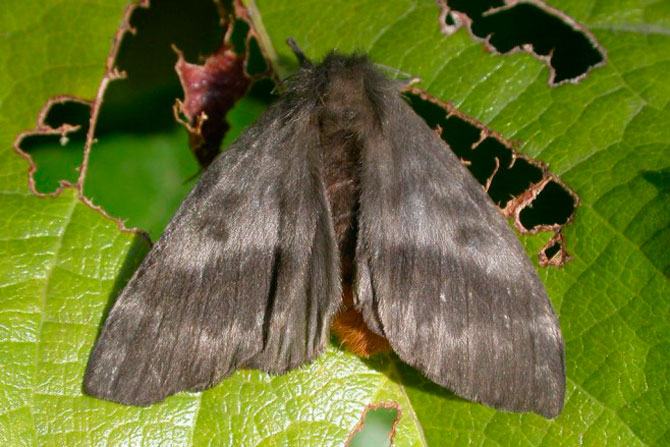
1 0 669 446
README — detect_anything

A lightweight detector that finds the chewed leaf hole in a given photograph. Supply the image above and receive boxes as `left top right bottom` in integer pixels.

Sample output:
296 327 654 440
70 0 271 239
465 137 513 185
86 0 229 238
42 101 91 130
406 93 480 152
519 180 576 230
444 11 456 26
348 404 400 447
81 0 277 241
539 232 570 267
543 240 561 259
486 145 544 206
405 88 579 264
443 0 605 84
20 101 91 193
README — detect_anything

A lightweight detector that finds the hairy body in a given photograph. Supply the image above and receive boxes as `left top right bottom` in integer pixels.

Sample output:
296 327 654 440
318 79 392 356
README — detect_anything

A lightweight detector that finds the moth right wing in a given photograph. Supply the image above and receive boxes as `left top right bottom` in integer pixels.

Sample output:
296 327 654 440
354 91 565 418
84 105 341 405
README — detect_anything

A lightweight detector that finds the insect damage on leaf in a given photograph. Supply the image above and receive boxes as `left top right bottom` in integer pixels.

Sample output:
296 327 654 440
14 98 91 195
539 231 570 267
405 88 578 267
11 0 151 234
438 0 606 85
347 402 401 447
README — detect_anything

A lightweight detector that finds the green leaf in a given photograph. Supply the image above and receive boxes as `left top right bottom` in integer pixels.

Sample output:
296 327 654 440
1 1 668 446
245 0 670 444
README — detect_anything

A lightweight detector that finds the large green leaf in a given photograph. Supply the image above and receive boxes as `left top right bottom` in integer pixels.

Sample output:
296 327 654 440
1 0 668 446
246 0 670 444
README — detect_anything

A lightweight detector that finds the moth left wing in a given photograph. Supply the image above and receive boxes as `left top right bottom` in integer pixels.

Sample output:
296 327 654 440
85 105 341 405
354 92 565 418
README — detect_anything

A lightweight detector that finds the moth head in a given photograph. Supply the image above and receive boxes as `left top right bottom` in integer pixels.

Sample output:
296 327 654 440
283 39 398 134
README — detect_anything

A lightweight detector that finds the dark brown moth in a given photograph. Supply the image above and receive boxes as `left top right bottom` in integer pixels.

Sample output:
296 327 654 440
85 41 565 418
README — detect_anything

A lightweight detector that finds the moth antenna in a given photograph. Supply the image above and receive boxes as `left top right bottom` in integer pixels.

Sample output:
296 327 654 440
286 37 312 67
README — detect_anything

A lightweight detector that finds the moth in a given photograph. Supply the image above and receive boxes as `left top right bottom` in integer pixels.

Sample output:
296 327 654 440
85 40 565 418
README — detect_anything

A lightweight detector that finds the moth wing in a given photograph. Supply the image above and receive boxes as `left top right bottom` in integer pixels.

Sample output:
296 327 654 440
85 105 340 405
355 94 565 418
